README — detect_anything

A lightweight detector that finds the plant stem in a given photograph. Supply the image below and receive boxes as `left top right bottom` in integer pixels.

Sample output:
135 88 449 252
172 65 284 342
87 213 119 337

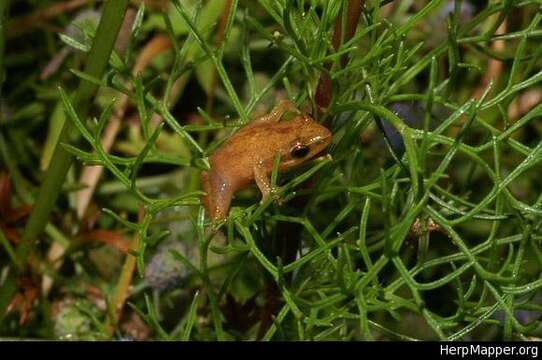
18 0 130 263
0 0 130 322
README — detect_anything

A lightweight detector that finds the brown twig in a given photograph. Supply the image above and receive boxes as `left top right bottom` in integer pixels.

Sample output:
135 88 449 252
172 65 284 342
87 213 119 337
256 280 280 340
334 0 364 68
507 88 542 120
7 0 91 38
80 229 130 253
315 0 364 113
7 0 171 39
473 20 507 99
104 206 144 336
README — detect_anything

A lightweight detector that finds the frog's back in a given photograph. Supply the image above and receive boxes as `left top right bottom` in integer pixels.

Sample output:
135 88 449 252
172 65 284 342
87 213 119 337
219 120 301 159
210 121 298 183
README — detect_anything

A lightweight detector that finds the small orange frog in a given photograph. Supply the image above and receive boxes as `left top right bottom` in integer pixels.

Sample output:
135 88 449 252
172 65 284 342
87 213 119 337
201 100 332 221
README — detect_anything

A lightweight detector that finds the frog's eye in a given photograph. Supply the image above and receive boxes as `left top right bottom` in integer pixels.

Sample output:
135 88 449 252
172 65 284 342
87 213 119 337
290 144 310 159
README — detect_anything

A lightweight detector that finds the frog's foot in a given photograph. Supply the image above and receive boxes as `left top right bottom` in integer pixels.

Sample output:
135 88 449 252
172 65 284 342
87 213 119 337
260 185 282 205
269 187 283 205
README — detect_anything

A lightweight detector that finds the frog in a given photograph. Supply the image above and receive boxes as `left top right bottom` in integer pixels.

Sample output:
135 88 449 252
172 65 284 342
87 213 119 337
200 100 332 222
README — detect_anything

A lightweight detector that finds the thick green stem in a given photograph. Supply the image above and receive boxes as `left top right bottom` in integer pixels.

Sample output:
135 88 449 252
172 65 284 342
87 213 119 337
17 0 130 261
0 0 130 321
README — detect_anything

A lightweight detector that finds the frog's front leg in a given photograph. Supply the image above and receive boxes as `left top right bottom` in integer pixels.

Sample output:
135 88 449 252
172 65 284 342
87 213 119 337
253 161 272 201
253 162 283 206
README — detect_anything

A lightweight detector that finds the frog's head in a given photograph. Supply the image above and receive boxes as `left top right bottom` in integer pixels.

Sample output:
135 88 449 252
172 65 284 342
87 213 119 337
279 114 332 169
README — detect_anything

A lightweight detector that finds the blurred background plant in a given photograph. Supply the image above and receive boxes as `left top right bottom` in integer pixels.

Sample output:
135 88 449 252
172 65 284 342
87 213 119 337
1 0 542 341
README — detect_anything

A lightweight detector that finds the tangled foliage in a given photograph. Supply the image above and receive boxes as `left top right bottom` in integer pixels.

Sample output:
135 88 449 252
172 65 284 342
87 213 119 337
2 0 542 341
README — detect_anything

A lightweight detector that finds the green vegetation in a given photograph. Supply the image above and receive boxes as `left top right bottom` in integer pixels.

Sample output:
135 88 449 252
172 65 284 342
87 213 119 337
1 0 542 341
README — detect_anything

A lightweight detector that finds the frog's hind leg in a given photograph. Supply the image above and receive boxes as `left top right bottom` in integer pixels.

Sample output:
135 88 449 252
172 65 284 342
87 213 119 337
250 100 299 126
270 99 299 121
200 170 233 222
239 100 300 133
